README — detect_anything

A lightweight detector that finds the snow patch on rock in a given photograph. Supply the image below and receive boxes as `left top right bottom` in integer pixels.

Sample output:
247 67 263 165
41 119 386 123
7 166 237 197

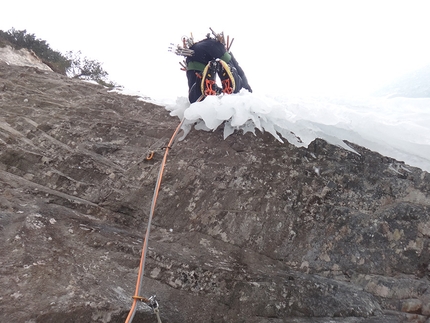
0 45 52 71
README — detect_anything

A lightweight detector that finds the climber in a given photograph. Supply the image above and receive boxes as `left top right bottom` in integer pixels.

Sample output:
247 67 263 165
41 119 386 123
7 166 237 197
174 30 252 103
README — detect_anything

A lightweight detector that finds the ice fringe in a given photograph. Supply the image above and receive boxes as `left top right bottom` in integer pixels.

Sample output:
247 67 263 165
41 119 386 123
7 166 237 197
165 90 358 153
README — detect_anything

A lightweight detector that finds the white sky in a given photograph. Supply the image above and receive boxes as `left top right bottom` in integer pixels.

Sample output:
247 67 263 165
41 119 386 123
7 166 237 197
2 0 430 99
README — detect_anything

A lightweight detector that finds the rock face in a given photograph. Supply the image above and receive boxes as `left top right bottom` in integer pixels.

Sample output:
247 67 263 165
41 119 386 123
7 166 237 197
0 62 429 323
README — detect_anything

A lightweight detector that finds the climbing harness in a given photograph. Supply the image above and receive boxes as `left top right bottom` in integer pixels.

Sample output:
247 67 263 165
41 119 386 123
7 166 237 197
124 118 185 323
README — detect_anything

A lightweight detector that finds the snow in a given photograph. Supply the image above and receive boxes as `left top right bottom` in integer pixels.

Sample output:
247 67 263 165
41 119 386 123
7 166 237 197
0 45 52 71
165 91 430 173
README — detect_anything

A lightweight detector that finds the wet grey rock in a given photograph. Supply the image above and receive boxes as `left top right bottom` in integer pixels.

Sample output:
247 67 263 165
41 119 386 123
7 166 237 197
0 62 429 322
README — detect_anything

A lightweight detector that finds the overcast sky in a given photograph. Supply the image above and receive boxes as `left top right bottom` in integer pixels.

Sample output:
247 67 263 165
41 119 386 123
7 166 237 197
2 0 430 100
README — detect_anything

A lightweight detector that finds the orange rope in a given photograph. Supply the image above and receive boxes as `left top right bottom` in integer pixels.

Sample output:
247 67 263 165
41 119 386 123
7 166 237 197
125 118 184 323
